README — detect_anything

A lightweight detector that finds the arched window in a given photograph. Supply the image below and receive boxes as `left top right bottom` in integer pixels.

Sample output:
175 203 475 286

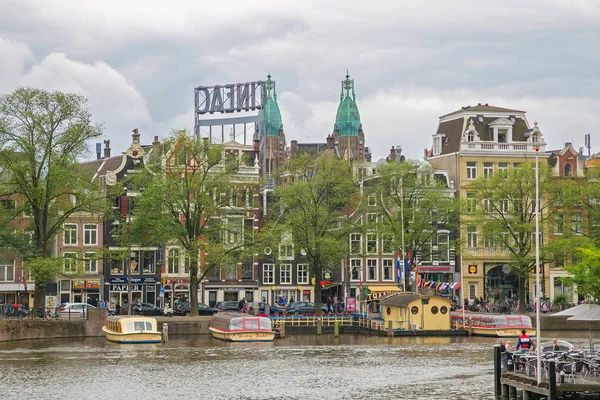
531 133 539 143
563 163 573 177
167 249 180 274
467 132 474 142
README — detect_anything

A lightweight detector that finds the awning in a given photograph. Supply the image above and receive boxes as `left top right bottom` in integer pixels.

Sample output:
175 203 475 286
0 283 35 292
364 285 402 301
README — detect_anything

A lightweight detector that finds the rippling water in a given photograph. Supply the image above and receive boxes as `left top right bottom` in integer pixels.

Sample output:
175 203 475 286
0 331 594 400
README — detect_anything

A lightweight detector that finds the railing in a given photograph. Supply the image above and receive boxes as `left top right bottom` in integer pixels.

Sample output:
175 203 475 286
461 142 545 152
0 305 89 320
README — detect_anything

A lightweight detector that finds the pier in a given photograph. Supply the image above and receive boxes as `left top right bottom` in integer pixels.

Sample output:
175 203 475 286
493 345 600 399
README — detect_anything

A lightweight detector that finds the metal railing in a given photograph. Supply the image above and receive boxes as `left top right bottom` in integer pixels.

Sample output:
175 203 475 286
0 305 89 320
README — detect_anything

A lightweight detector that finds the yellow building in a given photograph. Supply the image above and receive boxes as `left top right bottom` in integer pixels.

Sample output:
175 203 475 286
380 293 452 331
427 105 551 304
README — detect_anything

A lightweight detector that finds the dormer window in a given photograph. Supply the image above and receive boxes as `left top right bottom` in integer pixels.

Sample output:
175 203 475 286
477 115 484 124
564 163 573 177
498 129 507 143
467 132 474 142
531 133 539 143
509 115 516 123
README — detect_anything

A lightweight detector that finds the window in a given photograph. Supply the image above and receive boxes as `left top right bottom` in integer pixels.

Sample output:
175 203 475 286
498 129 507 143
84 252 97 273
366 259 377 281
482 198 492 213
297 264 309 284
225 263 237 280
467 226 478 249
484 233 495 249
500 232 510 251
572 214 583 235
467 131 474 142
350 233 362 255
167 249 180 274
469 284 477 299
498 162 508 178
142 251 155 274
499 199 509 213
278 244 294 260
0 259 14 282
466 162 477 180
564 163 573 177
63 252 78 273
263 264 274 284
553 214 564 235
208 267 221 281
184 255 191 274
366 233 377 254
483 162 494 179
381 234 394 254
477 114 484 124
83 224 98 245
0 199 15 210
466 192 476 213
224 216 243 245
280 264 292 284
382 259 393 281
63 224 78 245
437 232 449 262
367 195 376 206
241 262 253 280
366 213 377 229
350 259 362 281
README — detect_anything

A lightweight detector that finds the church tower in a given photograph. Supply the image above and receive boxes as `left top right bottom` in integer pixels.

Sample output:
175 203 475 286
332 72 369 161
256 75 286 184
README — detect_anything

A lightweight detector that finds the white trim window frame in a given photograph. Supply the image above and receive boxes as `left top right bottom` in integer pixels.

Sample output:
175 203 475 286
0 259 15 282
83 224 98 246
84 252 97 273
349 233 362 255
483 162 494 179
63 252 78 273
467 226 478 249
263 264 274 284
167 248 180 274
382 258 394 281
350 258 362 282
297 263 309 284
280 264 292 284
63 223 78 245
466 162 477 180
366 258 378 281
437 231 450 263
366 233 378 255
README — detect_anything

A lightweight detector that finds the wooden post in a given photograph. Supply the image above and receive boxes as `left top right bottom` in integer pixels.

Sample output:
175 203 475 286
548 359 557 400
508 385 516 399
162 323 168 343
501 383 509 400
317 318 322 335
387 320 393 337
468 318 473 336
494 345 502 398
279 320 286 338
522 389 530 400
334 320 339 337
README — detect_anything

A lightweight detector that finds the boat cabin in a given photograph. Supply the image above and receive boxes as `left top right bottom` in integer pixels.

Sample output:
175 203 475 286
105 316 158 333
450 312 532 329
210 313 272 332
379 294 452 331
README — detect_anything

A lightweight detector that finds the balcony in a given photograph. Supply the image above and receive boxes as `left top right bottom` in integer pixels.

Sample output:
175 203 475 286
460 141 546 153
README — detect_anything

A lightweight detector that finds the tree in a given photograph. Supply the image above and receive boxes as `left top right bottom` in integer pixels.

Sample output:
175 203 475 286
467 162 554 313
0 87 103 308
270 154 358 313
372 159 458 290
564 245 600 301
130 131 247 316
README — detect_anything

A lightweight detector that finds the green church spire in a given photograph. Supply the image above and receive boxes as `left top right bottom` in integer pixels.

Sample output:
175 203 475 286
259 74 283 137
334 71 361 137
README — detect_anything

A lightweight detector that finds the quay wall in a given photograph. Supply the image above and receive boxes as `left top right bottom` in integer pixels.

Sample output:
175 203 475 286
538 314 600 330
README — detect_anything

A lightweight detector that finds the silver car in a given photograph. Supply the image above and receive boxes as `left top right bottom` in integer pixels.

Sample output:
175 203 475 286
58 302 96 318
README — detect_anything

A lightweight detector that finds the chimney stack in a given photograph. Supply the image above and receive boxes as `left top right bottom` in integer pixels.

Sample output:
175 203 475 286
153 136 160 146
290 140 298 157
103 140 111 158
132 128 140 143
326 135 335 149
389 146 396 163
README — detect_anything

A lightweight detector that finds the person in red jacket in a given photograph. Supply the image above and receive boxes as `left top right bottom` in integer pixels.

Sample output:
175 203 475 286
516 329 531 352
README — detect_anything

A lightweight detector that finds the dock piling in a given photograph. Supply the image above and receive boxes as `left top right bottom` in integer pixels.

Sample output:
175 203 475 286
548 360 557 400
162 323 168 343
387 320 393 337
494 345 502 398
334 320 339 337
317 319 322 335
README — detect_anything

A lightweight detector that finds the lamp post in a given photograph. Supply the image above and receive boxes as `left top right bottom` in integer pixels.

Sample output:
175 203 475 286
127 195 132 316
525 127 542 384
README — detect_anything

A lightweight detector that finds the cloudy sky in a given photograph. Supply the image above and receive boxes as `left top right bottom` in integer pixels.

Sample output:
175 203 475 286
1 0 599 160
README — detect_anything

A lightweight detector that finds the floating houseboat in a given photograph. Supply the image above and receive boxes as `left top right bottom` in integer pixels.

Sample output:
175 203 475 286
450 311 536 337
102 316 162 344
209 313 275 342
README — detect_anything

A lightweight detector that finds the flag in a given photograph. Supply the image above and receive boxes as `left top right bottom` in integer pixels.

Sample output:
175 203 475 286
396 251 402 283
23 272 28 292
454 282 461 290
404 250 411 281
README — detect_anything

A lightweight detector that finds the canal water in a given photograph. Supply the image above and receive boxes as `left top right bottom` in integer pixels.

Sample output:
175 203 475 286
0 331 594 400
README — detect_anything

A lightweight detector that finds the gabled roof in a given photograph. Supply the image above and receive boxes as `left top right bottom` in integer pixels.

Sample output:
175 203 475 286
440 104 526 119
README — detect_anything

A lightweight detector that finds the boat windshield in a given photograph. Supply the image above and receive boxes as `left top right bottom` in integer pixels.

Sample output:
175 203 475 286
259 318 272 330
127 321 153 332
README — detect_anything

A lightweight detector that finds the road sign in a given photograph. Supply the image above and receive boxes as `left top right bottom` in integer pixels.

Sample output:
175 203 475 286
159 287 165 297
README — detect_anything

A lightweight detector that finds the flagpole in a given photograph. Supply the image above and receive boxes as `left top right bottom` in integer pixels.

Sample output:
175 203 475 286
400 176 406 292
460 254 465 328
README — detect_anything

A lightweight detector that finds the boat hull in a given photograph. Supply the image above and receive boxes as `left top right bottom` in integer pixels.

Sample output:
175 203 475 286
467 327 537 338
102 327 162 344
209 327 275 342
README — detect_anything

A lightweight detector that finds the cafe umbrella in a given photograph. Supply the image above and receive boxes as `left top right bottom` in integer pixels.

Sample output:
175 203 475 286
567 307 600 351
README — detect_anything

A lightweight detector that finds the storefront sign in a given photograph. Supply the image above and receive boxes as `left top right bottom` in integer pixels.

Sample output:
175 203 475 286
205 286 257 291
73 280 85 289
146 285 156 292
131 277 158 284
109 284 142 292
144 277 157 284
85 280 100 290
346 298 356 312
419 266 452 272
468 265 478 274
110 277 128 284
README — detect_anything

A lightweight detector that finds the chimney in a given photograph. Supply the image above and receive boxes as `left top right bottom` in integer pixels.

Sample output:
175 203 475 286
290 140 298 157
565 142 572 148
103 140 111 158
132 128 140 143
389 146 396 163
326 135 335 149
202 137 209 147
153 136 160 146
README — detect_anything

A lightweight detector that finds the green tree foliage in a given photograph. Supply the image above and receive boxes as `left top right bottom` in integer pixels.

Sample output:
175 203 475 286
467 162 555 312
371 160 458 290
564 246 600 301
130 131 245 316
270 154 358 313
0 87 104 308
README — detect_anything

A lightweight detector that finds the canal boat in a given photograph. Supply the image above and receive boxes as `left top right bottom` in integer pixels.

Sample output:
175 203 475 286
209 312 275 342
450 311 536 337
102 316 162 344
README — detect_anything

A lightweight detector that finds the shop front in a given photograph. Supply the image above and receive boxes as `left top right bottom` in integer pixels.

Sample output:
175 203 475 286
163 281 190 308
107 277 158 310
68 279 102 306
203 285 258 308
0 283 34 306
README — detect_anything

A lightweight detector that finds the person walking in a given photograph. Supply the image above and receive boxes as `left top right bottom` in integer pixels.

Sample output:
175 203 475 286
516 329 531 352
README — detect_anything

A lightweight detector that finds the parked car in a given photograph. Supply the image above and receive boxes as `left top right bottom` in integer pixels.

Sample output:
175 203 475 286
258 302 285 316
285 301 327 316
132 302 164 316
215 301 240 312
58 303 96 317
174 302 218 316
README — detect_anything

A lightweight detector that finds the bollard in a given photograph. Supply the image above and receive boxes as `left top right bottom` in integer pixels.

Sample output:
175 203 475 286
548 360 557 400
522 389 529 400
334 320 339 337
467 318 473 336
387 320 393 337
279 321 286 338
501 384 509 400
494 345 502 398
316 318 322 335
162 323 168 343
508 385 516 399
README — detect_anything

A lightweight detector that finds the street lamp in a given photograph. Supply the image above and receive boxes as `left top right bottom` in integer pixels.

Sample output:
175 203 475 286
525 125 542 385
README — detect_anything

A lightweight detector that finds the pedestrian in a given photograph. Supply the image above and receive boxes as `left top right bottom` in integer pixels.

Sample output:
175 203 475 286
289 297 295 306
238 297 245 312
499 340 506 353
552 338 560 352
326 297 333 313
505 340 512 352
115 303 121 315
516 329 531 352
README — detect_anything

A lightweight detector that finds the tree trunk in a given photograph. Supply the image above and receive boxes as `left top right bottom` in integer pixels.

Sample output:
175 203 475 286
518 275 527 314
189 254 199 316
34 285 45 309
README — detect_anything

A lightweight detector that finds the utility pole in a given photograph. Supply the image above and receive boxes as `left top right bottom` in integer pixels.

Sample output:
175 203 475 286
127 194 132 316
400 176 406 292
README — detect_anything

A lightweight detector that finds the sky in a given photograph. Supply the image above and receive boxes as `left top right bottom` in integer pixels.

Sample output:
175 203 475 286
1 0 599 161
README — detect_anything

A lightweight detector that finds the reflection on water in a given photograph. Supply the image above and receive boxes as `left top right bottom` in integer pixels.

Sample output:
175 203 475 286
0 331 594 400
